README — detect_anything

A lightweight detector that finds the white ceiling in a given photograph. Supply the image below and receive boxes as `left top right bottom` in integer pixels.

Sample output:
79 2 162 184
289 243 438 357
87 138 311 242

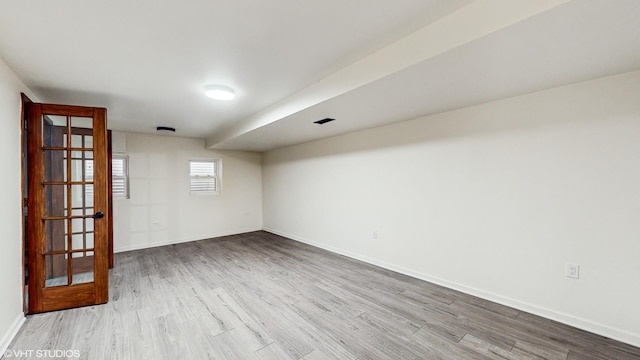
215 0 640 151
1 0 639 152
0 0 470 137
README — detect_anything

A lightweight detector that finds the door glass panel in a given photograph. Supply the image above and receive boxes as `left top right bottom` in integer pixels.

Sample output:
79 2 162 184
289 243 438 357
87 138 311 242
72 273 94 285
71 134 83 148
43 115 67 148
84 217 93 233
43 185 67 217
85 185 94 207
72 256 94 285
70 157 94 182
85 157 94 178
44 220 68 253
71 217 84 235
71 116 93 130
44 150 67 182
70 159 84 181
71 233 85 251
71 184 93 208
45 254 68 287
46 115 67 127
86 232 94 249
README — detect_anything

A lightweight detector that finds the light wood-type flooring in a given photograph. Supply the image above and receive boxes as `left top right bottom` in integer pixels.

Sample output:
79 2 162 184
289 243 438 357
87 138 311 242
8 231 640 359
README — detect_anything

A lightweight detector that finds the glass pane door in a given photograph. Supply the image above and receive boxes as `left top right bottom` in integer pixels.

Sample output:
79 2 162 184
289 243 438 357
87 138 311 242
27 103 109 313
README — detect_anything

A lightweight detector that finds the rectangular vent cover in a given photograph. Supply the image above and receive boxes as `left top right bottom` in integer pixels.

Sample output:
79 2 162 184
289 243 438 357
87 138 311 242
314 117 335 125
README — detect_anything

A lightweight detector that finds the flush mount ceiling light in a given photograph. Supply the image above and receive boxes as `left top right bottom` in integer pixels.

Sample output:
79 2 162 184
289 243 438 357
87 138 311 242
204 85 235 101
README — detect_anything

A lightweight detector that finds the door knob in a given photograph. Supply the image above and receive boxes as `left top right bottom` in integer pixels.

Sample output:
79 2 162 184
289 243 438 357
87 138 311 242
93 211 104 219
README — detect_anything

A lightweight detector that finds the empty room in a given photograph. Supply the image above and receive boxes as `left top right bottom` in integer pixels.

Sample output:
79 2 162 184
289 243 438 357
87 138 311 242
1 1 639 359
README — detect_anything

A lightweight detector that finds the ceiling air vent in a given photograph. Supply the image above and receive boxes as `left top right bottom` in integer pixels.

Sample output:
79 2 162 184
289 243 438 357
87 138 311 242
314 117 335 125
156 126 176 132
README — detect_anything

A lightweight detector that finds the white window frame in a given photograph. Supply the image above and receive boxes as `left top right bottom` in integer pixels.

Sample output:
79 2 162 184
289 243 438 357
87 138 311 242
112 154 129 199
189 159 221 195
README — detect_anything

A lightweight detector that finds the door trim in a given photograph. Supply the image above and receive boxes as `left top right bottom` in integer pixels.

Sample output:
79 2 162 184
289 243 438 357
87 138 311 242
20 93 33 313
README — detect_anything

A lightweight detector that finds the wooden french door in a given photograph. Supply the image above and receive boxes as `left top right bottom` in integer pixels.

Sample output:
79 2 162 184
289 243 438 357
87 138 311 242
26 103 109 313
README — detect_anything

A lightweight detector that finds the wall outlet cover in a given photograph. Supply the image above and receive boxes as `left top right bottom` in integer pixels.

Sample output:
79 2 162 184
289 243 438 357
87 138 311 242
566 264 580 279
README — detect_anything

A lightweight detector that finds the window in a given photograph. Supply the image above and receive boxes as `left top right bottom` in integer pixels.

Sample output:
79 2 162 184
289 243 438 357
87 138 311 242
189 160 220 195
112 155 129 198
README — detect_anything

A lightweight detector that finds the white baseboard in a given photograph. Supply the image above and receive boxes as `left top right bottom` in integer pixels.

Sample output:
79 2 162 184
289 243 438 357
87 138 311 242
263 227 640 348
114 227 262 253
0 314 25 359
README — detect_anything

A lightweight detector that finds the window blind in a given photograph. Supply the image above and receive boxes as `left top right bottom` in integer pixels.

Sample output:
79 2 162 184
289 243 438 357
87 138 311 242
112 155 128 198
189 160 218 194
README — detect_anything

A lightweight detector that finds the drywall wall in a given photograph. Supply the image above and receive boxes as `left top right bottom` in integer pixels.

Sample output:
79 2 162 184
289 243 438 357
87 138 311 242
112 132 262 252
262 70 640 346
0 58 35 354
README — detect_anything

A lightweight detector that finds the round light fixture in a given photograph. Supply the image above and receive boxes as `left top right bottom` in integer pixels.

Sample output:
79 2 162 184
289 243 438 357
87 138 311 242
204 85 235 101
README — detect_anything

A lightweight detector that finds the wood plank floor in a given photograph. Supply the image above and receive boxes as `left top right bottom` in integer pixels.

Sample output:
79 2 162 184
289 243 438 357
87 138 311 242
8 231 640 359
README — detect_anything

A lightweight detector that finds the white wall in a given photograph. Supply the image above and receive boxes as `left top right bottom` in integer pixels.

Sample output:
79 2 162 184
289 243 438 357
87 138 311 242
0 58 35 354
112 132 262 252
262 71 640 347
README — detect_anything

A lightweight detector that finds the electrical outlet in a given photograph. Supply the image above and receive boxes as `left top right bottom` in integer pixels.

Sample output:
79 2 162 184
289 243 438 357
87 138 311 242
566 264 580 279
372 230 378 239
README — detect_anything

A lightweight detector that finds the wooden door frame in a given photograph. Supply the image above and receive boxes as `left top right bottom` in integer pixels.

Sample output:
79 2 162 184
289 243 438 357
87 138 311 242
20 93 33 313
108 130 114 269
